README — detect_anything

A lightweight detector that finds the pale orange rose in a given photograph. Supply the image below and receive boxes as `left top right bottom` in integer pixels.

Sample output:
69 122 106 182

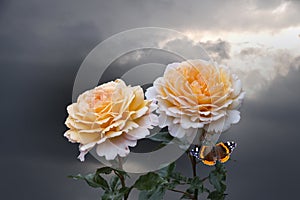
146 59 245 138
64 79 158 161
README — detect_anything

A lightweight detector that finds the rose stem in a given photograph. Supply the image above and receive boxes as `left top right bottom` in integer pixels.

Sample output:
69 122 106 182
189 153 198 200
188 129 206 200
169 188 195 199
115 156 130 200
114 170 129 200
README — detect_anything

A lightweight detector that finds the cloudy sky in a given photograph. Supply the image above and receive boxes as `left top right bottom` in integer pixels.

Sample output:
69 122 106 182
1 0 300 199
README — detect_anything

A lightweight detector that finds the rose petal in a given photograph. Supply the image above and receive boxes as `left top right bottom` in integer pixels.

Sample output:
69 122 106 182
64 79 158 161
96 136 136 160
126 127 150 140
168 123 186 138
145 86 157 100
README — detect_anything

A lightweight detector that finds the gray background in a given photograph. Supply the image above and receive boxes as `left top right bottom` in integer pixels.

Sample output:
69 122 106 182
1 0 300 199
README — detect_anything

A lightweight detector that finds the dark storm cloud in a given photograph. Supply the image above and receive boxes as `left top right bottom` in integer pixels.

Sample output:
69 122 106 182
0 6 101 64
200 39 231 62
2 0 299 43
0 1 104 199
0 0 298 68
98 36 231 86
0 0 103 158
162 37 211 60
221 67 300 199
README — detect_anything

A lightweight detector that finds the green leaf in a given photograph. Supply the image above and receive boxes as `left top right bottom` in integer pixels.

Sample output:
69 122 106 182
139 191 149 200
138 186 166 200
158 162 176 178
180 188 194 199
190 176 207 193
209 163 226 192
102 190 123 200
69 167 132 199
94 174 110 190
171 172 188 183
167 162 176 175
69 173 109 190
119 186 131 194
96 167 113 175
180 176 209 199
134 172 165 190
207 162 227 200
101 186 132 200
147 131 174 144
207 191 226 200
109 176 121 191
209 175 226 193
114 169 130 178
120 186 133 198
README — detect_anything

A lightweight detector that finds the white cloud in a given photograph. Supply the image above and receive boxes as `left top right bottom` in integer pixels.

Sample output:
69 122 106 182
181 26 300 98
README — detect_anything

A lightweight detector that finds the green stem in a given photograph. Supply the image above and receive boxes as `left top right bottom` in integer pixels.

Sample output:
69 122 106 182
115 171 126 188
169 188 195 199
114 171 129 200
200 176 209 182
115 156 129 200
189 153 198 200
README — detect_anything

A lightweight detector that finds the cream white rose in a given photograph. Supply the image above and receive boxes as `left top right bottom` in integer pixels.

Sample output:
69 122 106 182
64 79 158 161
146 59 245 138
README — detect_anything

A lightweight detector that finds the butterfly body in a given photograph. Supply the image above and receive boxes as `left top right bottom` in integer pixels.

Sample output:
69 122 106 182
190 141 236 166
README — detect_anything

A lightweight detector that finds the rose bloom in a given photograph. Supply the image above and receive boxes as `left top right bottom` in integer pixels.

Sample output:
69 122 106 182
64 79 158 161
146 59 245 138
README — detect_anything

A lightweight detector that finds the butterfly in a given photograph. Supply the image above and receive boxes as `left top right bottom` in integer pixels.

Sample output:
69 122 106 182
190 141 236 166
